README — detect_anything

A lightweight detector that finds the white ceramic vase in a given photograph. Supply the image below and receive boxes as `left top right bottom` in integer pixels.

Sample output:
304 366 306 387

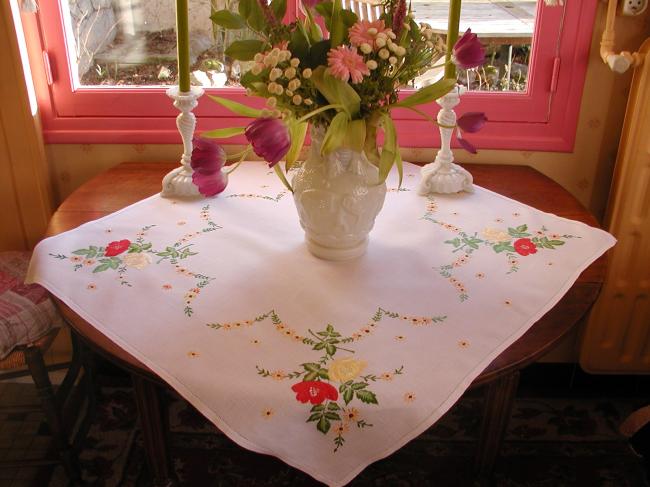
291 128 387 261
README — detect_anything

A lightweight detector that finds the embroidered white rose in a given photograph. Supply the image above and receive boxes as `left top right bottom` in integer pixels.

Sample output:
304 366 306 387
122 253 152 269
328 357 367 382
481 227 511 243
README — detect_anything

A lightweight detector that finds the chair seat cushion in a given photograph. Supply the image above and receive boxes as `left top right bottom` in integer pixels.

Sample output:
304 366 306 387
0 251 62 360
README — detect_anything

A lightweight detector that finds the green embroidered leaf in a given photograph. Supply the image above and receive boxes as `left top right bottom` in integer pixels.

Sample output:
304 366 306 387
493 242 515 253
317 369 330 380
304 371 319 381
92 263 111 273
313 342 326 351
327 402 340 410
343 388 354 405
72 249 89 256
307 413 322 422
311 404 325 412
325 343 336 356
302 363 321 372
508 226 531 238
445 238 461 247
549 240 565 246
355 389 378 404
350 382 368 390
325 412 341 421
210 10 247 29
317 416 331 434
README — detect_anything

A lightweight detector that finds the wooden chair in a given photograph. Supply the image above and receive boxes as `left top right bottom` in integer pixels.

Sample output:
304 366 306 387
343 0 381 21
0 251 82 483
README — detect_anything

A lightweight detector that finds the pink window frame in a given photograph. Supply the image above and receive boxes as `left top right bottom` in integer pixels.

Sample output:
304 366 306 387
26 0 597 151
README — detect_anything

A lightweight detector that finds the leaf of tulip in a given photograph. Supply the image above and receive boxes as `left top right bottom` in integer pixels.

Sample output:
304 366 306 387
273 164 294 193
289 26 310 62
270 0 287 20
285 121 308 171
311 67 360 117
304 8 323 43
210 10 247 29
224 39 266 61
238 0 265 31
392 78 456 108
201 127 246 139
330 0 345 48
321 112 349 155
315 2 357 32
378 114 398 183
395 144 404 188
344 119 366 152
208 95 262 118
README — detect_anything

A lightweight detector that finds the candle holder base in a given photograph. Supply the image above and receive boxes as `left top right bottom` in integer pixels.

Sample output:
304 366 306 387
418 85 474 195
161 86 204 199
418 160 474 195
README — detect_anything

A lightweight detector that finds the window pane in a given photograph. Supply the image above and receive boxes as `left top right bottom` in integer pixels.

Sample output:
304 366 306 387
63 0 255 87
411 0 536 92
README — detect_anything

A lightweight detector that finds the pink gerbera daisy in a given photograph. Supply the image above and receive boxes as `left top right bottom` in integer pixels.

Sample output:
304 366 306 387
349 19 392 50
327 46 370 84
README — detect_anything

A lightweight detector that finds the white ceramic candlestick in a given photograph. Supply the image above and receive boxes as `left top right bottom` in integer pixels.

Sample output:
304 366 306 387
418 86 474 195
161 85 205 198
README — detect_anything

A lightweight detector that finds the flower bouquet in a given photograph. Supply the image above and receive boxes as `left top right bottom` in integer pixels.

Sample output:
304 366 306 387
194 0 486 259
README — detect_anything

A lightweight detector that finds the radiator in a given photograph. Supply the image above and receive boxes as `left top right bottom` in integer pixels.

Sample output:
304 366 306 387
580 39 650 374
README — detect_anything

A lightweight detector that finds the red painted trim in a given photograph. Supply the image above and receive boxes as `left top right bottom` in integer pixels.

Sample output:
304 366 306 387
34 0 597 151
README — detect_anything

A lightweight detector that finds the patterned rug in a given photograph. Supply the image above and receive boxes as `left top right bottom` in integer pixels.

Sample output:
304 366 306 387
48 385 650 487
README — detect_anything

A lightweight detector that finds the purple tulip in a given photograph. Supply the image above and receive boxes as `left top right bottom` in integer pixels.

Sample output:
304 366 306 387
456 134 477 154
245 117 291 167
453 29 485 69
190 137 228 197
457 112 487 133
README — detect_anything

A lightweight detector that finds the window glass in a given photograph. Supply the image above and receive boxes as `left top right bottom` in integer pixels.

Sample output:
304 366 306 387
64 0 253 87
410 0 535 91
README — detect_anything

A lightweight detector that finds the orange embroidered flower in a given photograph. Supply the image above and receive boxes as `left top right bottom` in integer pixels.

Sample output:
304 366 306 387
261 408 274 419
404 392 416 403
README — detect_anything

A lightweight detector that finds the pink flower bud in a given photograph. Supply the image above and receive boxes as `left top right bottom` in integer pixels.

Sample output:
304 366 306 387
190 137 228 196
453 29 485 69
245 117 291 167
457 112 487 133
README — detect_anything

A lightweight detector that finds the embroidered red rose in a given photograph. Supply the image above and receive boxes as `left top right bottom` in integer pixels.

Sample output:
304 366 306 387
513 238 537 256
104 239 131 257
291 381 338 405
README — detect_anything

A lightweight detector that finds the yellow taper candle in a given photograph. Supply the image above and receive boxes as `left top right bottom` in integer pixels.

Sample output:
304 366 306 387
444 0 462 79
176 0 190 92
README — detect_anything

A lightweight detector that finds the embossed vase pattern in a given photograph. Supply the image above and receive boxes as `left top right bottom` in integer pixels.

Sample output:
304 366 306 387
291 130 387 261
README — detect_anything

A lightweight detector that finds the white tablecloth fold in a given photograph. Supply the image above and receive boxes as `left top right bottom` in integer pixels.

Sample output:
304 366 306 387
27 162 615 486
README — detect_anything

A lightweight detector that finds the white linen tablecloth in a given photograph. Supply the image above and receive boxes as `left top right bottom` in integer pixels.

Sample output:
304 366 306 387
27 162 615 486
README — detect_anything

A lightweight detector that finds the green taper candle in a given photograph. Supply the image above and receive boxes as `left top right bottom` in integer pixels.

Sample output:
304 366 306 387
444 0 462 79
176 0 190 92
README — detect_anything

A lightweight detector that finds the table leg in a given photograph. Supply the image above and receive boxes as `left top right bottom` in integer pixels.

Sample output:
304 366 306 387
474 371 520 479
132 374 176 487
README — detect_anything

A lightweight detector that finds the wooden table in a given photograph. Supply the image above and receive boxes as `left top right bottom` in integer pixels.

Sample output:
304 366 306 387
47 162 607 486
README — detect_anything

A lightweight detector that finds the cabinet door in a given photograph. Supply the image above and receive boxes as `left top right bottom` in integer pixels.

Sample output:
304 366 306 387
580 39 650 374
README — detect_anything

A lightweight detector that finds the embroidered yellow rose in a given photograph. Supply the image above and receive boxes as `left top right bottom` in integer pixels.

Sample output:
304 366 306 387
122 252 151 269
328 357 367 383
481 227 511 243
